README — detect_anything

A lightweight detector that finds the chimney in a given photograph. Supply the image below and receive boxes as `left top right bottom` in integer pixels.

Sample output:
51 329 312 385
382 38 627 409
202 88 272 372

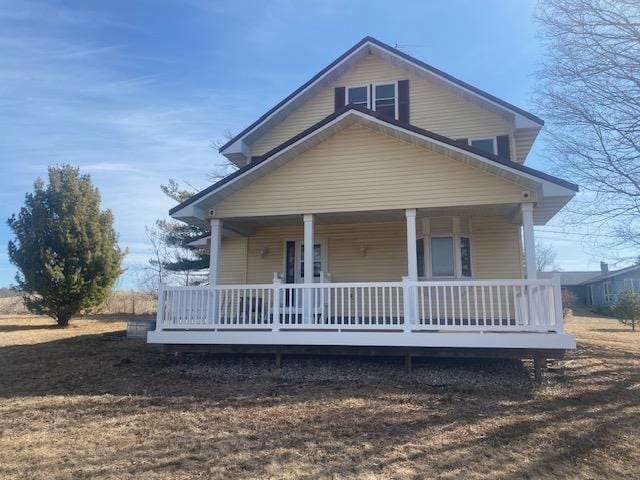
600 261 609 273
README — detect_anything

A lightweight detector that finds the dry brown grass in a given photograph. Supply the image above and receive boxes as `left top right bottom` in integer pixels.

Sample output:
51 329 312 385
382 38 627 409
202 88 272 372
0 291 156 316
0 312 639 479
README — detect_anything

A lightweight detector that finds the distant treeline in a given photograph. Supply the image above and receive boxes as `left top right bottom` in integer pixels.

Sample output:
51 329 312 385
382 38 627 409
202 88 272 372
0 287 17 298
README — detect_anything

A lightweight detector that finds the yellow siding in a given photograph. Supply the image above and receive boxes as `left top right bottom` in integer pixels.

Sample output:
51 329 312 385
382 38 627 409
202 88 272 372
221 216 522 284
514 127 540 163
471 216 523 278
245 222 407 284
216 123 526 218
218 237 247 284
250 53 518 159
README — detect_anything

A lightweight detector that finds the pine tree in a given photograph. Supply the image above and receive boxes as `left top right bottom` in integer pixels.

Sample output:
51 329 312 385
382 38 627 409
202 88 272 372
7 165 125 326
155 179 210 284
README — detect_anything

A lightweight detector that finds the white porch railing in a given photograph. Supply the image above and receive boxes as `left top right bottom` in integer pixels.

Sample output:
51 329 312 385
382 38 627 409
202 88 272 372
155 277 564 334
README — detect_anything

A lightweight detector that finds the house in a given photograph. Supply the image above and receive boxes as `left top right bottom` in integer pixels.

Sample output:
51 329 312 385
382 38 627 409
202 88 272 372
547 269 602 307
558 262 640 308
148 37 578 360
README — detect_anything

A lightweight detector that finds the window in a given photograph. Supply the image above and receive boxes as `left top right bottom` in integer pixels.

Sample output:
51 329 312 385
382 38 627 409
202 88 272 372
624 279 635 293
431 237 455 277
604 282 614 303
416 238 425 277
347 86 369 108
374 83 396 119
417 218 473 279
469 137 497 155
460 237 472 277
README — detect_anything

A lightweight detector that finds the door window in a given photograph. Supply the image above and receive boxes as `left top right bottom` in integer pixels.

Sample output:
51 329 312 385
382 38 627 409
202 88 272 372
300 244 322 279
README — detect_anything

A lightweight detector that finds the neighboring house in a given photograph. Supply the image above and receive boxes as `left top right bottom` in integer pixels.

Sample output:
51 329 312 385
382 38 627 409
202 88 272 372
559 262 640 308
549 270 602 307
149 37 577 358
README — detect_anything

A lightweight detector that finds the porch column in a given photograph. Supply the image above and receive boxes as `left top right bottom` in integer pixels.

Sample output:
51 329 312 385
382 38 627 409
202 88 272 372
521 203 537 280
405 209 418 280
303 214 314 324
208 218 223 286
404 209 418 332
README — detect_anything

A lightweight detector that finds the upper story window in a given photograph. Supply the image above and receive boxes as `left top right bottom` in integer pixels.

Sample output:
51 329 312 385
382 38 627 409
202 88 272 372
345 83 398 119
374 83 397 119
346 85 369 109
469 137 497 155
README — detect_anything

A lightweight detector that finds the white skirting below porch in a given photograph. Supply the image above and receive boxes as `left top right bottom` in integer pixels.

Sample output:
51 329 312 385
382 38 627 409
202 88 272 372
147 329 575 350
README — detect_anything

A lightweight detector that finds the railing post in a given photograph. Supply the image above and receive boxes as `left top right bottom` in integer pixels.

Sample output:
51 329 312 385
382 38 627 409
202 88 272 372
272 273 281 331
209 286 218 325
156 284 165 331
402 276 414 332
552 274 563 332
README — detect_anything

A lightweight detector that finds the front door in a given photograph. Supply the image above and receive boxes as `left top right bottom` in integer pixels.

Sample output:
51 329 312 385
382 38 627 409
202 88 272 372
284 240 324 284
284 240 325 308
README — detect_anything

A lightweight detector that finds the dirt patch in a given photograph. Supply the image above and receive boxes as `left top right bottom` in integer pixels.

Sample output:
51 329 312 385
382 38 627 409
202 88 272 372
0 314 638 479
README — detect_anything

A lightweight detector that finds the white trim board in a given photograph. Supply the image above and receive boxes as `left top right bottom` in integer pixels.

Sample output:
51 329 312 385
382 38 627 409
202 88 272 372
148 330 576 349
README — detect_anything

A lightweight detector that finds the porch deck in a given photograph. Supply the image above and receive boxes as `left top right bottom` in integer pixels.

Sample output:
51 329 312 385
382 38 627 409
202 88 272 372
147 278 575 350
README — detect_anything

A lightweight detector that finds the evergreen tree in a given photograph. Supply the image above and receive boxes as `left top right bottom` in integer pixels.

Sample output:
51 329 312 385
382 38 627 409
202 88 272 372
7 165 125 326
156 179 209 282
613 289 640 332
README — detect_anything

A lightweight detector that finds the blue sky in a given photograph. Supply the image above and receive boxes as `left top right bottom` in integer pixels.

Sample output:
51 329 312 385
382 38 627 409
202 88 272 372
0 0 623 289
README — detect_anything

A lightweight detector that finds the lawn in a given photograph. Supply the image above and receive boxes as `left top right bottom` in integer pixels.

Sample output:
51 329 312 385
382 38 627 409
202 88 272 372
0 313 638 479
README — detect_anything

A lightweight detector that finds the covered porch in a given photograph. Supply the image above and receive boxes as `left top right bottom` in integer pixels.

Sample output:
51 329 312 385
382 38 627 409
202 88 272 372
148 204 574 350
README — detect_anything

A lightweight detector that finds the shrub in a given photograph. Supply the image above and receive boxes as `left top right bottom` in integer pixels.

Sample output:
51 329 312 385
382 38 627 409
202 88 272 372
612 289 640 332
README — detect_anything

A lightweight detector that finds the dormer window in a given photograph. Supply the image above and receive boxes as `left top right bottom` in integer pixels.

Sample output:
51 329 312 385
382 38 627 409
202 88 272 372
469 137 497 155
346 85 369 108
374 83 397 119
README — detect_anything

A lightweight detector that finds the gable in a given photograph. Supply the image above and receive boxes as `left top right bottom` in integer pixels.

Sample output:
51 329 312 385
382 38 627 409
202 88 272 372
249 53 518 161
215 123 528 218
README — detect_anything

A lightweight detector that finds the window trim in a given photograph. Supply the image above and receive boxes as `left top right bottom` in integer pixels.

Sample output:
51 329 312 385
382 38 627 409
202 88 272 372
623 278 635 293
372 81 398 119
604 281 614 303
417 230 473 280
468 137 497 155
346 84 370 109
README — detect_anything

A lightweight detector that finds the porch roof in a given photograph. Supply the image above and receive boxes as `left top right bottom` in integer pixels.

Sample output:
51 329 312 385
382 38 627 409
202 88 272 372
171 106 577 226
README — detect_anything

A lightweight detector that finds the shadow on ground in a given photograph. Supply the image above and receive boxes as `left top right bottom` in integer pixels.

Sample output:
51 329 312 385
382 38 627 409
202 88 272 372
1 316 639 479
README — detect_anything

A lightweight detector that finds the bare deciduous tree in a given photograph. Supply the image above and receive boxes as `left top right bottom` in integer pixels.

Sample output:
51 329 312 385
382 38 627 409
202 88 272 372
136 225 169 293
535 0 640 253
536 240 558 272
